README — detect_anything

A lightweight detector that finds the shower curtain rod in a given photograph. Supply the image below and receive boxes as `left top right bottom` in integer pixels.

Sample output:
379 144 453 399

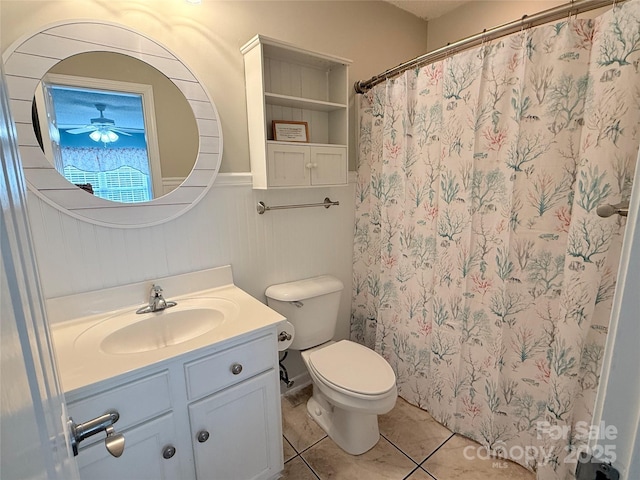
354 0 622 94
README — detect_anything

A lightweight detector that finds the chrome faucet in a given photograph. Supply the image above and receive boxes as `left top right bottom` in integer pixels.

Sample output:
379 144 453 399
136 284 177 314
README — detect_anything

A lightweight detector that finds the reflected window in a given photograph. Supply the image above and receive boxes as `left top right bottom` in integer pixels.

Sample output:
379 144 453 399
35 74 162 203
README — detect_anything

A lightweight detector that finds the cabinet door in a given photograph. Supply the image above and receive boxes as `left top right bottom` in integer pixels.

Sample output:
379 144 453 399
189 370 283 480
267 143 310 187
310 146 347 186
77 414 183 480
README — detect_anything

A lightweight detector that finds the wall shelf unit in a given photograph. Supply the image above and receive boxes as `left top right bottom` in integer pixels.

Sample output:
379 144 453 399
241 34 351 189
264 93 345 112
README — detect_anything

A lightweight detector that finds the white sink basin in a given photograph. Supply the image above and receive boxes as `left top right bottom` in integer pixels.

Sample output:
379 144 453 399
75 297 239 355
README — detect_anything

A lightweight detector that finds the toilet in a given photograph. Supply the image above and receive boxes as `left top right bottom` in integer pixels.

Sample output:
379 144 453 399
265 275 397 455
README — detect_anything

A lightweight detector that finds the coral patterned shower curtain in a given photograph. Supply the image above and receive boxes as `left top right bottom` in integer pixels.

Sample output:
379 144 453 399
352 1 640 478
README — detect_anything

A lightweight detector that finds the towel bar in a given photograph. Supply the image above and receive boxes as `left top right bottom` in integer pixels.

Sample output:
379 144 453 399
257 197 339 214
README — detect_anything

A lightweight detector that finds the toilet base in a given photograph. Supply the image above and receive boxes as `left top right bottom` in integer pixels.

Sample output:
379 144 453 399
306 388 380 455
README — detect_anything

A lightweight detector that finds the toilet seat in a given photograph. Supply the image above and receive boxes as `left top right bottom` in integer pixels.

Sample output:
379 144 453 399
307 340 396 397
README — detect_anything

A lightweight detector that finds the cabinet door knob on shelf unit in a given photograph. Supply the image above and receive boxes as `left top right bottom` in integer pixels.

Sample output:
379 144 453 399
162 445 176 459
197 430 210 443
231 363 243 375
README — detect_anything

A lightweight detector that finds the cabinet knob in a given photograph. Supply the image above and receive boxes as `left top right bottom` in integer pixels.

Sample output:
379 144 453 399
231 363 243 375
305 162 313 169
162 445 176 459
197 430 210 443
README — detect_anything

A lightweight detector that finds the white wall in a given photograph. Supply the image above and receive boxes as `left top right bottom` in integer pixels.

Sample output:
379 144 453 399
427 1 561 49
1 1 428 383
1 0 428 172
28 176 356 381
2 0 549 390
425 0 612 50
28 179 355 332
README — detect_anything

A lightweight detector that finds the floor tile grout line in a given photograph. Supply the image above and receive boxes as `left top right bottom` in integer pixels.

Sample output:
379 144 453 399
284 452 299 465
418 464 439 480
422 467 438 480
283 451 321 479
284 392 465 479
402 465 424 480
283 435 297 460
380 433 421 468
419 432 456 468
298 451 322 480
401 464 439 480
294 434 329 457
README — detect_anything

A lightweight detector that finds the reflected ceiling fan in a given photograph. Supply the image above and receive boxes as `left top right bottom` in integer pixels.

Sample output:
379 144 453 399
66 103 138 144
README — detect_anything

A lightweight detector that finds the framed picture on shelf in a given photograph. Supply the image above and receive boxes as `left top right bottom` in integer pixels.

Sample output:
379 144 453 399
272 120 309 143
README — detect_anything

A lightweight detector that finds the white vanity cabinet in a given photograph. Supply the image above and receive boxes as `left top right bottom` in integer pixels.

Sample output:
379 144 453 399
241 34 351 189
189 372 280 480
68 370 181 479
185 333 282 480
76 414 182 480
66 329 283 480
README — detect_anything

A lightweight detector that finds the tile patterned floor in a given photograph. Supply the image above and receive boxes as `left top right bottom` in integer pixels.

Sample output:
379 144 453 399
281 385 534 480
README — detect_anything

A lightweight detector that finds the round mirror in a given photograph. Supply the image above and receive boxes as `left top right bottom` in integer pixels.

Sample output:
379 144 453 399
3 21 222 227
32 51 199 203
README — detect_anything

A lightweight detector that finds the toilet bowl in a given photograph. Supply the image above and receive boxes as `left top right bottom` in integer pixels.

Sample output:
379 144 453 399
265 275 397 455
301 340 397 455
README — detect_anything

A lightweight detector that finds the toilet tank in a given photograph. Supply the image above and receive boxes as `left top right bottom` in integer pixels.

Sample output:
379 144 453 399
265 275 343 350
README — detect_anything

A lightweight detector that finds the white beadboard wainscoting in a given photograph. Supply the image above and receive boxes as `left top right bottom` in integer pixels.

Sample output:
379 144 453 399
27 173 355 347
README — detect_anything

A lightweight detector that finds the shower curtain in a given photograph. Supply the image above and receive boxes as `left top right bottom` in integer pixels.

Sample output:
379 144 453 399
352 1 639 478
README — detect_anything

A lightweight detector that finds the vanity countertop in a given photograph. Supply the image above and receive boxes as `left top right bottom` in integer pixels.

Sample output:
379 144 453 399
51 282 286 394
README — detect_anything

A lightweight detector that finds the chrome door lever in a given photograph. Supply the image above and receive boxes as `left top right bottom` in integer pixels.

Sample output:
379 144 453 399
68 410 125 457
104 425 125 457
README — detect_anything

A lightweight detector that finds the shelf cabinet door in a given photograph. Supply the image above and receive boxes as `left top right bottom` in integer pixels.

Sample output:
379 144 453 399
267 143 347 187
77 414 183 480
267 143 310 187
189 370 282 480
310 146 347 186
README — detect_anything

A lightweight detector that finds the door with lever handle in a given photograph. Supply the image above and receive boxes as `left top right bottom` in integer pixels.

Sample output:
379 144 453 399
67 410 125 458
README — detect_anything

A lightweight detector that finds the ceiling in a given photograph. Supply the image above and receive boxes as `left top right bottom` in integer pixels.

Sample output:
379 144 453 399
43 86 147 148
49 87 144 130
384 0 468 20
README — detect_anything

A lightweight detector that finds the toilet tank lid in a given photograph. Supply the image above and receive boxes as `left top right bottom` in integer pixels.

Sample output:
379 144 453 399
265 275 343 301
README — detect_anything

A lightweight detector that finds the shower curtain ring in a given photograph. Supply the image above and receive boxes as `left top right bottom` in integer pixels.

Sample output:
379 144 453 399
519 15 529 48
567 0 574 22
519 15 527 44
480 29 488 50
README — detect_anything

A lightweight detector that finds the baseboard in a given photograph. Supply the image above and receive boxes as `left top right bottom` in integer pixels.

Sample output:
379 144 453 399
279 371 311 396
